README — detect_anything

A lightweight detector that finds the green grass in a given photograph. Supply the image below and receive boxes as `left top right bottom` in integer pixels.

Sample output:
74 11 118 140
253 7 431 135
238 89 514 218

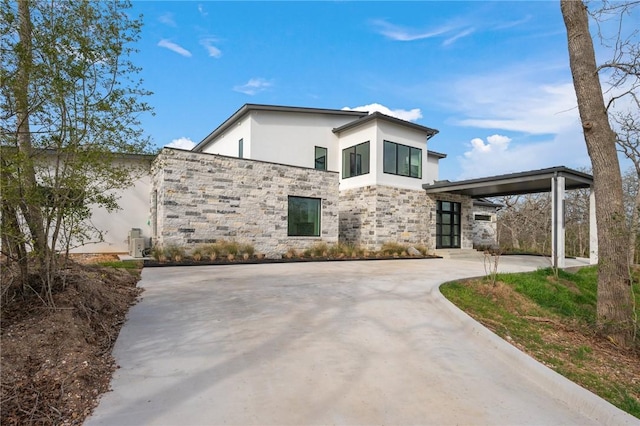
96 260 143 269
498 267 597 322
95 260 143 277
440 265 640 419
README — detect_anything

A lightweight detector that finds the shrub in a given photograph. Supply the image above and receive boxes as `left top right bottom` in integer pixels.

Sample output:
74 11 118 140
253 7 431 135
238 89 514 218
150 245 164 261
238 243 255 257
380 241 407 256
305 242 329 258
164 244 186 262
191 246 205 261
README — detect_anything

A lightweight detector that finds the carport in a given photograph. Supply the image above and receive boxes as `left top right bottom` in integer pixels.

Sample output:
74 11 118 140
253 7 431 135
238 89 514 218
423 166 595 268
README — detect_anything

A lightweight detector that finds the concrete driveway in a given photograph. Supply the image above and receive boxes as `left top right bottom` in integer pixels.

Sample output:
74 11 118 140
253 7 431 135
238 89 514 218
86 256 636 425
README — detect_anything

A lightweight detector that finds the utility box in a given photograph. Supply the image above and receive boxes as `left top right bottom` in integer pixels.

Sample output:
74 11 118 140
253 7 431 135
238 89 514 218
128 228 143 257
131 238 145 258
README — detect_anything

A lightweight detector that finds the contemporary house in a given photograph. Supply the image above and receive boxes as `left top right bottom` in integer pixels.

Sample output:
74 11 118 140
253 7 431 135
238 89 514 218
77 103 595 267
151 104 494 258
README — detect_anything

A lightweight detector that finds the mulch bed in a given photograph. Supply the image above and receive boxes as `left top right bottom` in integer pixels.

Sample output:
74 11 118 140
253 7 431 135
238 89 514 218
1 260 142 425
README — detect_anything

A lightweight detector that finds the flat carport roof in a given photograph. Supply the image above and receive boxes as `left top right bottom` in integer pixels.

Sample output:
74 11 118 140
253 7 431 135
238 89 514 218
422 166 593 198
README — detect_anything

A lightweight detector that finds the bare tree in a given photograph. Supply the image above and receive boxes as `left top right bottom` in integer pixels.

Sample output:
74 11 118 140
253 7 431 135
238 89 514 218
613 112 640 264
561 0 635 346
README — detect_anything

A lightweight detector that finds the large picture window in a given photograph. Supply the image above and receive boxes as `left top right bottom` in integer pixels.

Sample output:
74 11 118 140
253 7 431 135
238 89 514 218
315 146 327 170
383 140 422 178
288 196 321 237
342 141 370 178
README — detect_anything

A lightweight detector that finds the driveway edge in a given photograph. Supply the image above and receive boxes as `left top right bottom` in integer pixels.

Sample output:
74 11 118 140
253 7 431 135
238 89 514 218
435 286 639 426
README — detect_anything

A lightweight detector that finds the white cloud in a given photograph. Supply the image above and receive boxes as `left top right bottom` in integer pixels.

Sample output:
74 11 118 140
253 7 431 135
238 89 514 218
493 15 532 30
233 78 273 95
443 28 475 46
200 38 222 58
457 129 590 180
158 13 176 27
157 39 192 57
342 103 423 122
466 134 511 155
165 137 196 150
371 19 452 41
197 4 208 16
449 71 580 135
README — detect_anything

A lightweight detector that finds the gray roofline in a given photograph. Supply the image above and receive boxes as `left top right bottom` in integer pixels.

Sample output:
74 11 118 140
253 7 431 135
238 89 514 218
473 198 503 208
428 150 447 159
332 111 439 139
0 146 157 161
160 146 340 174
423 166 593 198
192 104 368 152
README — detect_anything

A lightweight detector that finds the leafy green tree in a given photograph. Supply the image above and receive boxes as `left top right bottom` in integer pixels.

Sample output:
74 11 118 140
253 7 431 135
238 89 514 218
1 0 153 303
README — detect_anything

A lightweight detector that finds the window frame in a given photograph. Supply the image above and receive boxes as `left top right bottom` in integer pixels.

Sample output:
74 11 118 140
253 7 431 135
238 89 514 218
436 200 461 249
314 146 327 171
383 140 422 179
342 141 370 179
287 196 321 237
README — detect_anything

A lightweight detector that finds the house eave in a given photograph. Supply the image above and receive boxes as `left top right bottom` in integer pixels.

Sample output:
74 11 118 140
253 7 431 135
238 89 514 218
423 166 593 198
332 111 439 139
192 104 368 152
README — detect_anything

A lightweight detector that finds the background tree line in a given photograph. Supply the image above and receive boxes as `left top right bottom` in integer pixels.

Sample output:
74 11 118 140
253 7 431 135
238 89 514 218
494 166 640 264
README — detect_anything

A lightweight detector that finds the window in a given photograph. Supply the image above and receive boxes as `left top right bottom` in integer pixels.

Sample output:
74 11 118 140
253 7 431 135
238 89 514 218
474 214 491 221
315 146 327 171
383 140 422 178
342 141 370 178
436 201 461 249
288 196 321 237
238 138 243 158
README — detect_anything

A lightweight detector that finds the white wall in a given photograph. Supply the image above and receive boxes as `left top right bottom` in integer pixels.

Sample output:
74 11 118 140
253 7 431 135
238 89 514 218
70 159 152 253
202 115 251 158
337 121 379 191
426 154 440 184
375 120 430 191
249 110 354 169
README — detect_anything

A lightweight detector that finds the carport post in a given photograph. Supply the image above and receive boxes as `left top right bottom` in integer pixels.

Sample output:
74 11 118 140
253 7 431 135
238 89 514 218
589 188 598 265
551 174 565 268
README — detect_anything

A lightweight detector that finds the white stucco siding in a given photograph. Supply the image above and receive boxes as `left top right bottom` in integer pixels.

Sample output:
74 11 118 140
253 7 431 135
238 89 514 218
426 154 440 184
375 121 430 190
248 110 352 169
337 122 378 190
70 159 152 253
201 115 251 158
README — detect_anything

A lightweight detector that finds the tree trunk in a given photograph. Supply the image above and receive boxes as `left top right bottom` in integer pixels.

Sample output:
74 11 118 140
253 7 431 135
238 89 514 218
561 0 635 346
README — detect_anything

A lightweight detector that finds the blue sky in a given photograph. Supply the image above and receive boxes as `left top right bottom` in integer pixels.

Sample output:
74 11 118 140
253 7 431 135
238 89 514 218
130 1 635 181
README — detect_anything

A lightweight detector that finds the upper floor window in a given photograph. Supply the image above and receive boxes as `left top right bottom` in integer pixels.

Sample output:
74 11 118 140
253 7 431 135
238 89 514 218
383 140 421 178
238 138 244 158
315 146 327 171
342 141 370 178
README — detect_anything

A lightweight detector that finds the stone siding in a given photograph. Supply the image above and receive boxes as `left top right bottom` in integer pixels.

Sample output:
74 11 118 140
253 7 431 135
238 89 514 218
472 204 498 248
151 148 339 258
428 193 474 250
339 186 435 251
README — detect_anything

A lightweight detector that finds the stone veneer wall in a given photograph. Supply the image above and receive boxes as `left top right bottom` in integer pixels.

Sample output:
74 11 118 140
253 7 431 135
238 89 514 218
339 186 474 252
151 148 339 258
472 204 498 248
429 193 475 250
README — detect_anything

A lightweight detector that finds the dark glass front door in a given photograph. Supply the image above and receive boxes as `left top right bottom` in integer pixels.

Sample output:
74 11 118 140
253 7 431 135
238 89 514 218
436 201 461 249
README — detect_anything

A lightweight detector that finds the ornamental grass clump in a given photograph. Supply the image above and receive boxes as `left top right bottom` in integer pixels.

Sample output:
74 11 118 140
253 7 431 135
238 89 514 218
380 241 407 256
